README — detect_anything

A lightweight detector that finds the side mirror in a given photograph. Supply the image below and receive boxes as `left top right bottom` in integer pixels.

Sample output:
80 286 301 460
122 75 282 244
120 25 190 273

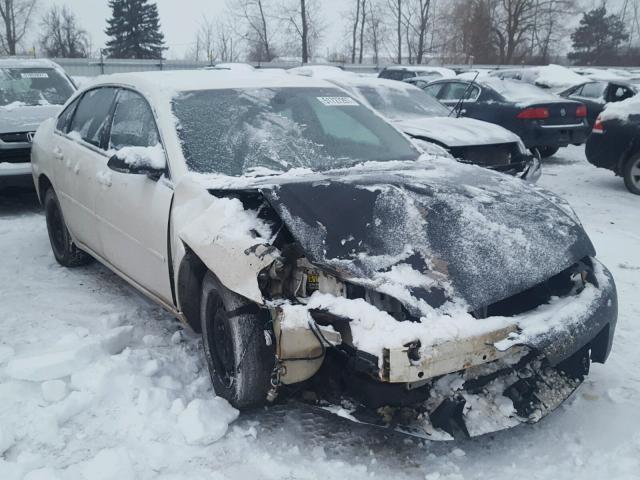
107 147 165 181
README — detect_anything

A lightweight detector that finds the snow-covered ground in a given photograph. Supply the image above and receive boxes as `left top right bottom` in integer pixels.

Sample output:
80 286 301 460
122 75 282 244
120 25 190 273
0 145 638 480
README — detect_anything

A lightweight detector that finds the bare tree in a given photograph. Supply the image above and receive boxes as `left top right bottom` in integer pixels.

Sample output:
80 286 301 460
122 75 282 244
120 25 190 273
217 19 242 62
39 4 90 58
358 0 367 63
492 0 538 63
0 0 37 55
233 0 276 61
403 0 431 64
197 16 216 64
279 0 323 62
367 0 386 64
386 0 403 63
350 0 361 63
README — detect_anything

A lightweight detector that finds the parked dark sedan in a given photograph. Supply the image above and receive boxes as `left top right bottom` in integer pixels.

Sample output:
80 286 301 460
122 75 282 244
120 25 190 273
422 78 591 158
559 81 637 127
586 105 640 195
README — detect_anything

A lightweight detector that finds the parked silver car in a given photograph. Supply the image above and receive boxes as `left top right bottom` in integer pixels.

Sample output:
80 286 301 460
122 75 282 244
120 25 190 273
0 58 75 189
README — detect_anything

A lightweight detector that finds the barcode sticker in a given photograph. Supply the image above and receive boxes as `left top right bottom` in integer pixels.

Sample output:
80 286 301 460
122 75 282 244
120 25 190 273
20 72 49 79
316 96 359 107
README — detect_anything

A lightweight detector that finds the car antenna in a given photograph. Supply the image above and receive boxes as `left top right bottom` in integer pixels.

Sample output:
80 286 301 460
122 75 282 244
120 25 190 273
449 71 480 118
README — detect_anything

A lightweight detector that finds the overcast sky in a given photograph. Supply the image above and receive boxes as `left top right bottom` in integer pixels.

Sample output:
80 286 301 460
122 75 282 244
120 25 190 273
33 0 348 59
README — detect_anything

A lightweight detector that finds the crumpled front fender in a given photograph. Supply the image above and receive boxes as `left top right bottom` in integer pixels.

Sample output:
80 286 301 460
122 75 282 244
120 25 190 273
171 178 278 305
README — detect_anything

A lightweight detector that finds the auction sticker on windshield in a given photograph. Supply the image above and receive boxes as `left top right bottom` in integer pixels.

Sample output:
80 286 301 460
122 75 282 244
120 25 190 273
20 72 49 79
317 96 359 106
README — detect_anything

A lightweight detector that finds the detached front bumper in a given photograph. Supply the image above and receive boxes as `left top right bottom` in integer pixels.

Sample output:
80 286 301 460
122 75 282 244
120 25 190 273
382 260 617 385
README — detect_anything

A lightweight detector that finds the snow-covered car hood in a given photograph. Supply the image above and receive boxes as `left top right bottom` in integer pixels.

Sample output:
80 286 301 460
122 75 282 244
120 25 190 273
394 116 520 148
196 157 594 313
0 105 61 134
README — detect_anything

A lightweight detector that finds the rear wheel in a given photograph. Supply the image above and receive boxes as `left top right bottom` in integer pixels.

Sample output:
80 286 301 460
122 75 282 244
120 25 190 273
200 272 275 409
536 146 560 159
44 188 93 267
623 154 640 195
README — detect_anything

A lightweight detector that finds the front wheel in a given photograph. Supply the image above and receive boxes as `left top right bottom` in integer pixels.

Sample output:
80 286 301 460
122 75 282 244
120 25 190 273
623 154 640 195
200 272 275 409
535 146 560 159
44 188 93 267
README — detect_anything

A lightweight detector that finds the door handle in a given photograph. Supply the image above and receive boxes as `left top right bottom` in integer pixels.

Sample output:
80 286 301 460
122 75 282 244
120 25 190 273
53 147 64 160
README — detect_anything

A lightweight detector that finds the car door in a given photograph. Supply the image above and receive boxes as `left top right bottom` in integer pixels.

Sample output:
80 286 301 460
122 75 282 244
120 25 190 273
94 88 174 304
55 87 118 253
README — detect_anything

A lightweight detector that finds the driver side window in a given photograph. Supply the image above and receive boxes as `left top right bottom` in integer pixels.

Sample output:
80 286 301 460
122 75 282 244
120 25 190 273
109 89 161 150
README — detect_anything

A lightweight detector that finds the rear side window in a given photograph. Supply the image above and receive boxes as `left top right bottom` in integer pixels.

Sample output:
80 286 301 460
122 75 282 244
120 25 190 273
424 83 445 97
109 90 160 149
56 97 80 132
578 82 606 99
69 87 117 148
440 82 480 101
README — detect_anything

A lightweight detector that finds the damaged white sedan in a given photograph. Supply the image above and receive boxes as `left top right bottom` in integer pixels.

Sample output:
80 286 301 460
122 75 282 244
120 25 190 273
30 71 618 439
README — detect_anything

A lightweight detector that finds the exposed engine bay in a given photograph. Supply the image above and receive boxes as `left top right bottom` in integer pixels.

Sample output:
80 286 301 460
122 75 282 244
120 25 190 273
171 159 617 438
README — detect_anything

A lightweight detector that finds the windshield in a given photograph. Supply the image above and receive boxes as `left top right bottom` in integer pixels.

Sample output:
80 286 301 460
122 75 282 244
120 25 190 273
172 87 420 176
0 68 75 107
355 85 450 119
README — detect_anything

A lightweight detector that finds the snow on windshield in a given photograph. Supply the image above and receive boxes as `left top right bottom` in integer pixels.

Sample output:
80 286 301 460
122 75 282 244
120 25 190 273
171 87 419 176
355 85 449 119
0 68 74 107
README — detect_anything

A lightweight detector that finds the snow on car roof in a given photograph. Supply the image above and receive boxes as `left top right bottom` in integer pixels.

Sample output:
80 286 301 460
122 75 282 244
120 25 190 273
479 77 560 104
290 65 420 92
0 58 65 70
89 69 335 101
383 65 456 77
599 93 640 122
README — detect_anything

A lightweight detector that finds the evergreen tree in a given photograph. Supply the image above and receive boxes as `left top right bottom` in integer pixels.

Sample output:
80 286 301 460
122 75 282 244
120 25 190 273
568 7 628 66
105 0 166 59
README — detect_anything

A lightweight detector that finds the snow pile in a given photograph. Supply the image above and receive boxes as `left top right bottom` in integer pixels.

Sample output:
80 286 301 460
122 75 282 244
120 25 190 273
177 398 239 445
599 94 640 122
530 64 585 89
112 144 166 170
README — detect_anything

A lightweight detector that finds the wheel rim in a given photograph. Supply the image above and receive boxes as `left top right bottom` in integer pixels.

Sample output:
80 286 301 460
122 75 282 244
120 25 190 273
46 200 66 255
631 158 640 188
208 296 236 388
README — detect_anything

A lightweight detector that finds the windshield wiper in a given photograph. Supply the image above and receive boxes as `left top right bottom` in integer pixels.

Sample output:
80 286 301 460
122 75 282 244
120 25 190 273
448 72 480 118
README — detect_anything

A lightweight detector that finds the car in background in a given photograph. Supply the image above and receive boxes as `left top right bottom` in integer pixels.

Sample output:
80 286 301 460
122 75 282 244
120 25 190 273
0 58 75 189
31 70 617 438
291 66 539 181
378 65 456 82
421 77 590 158
558 80 637 127
489 64 585 92
586 97 640 195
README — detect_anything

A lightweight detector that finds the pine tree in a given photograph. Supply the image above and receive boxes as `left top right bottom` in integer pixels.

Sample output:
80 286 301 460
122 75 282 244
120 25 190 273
105 0 166 59
568 7 629 66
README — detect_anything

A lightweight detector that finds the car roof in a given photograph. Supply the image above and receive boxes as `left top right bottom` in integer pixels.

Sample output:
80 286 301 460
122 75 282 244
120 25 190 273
383 65 454 74
86 69 334 96
289 66 422 93
0 58 64 70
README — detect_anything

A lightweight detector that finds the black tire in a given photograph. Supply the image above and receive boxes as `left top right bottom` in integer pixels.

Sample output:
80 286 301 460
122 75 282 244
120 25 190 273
200 272 275 409
44 188 93 267
536 146 560 159
623 154 640 195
